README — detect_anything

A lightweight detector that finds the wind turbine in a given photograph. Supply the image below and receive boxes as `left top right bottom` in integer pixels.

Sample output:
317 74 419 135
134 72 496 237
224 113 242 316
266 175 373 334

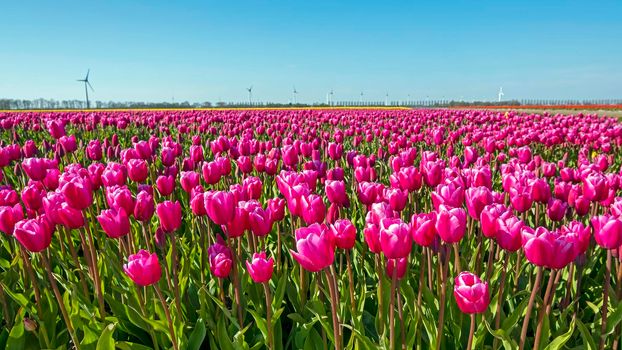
385 93 389 106
77 69 94 109
292 86 298 104
498 87 504 102
246 85 253 104
360 92 364 104
329 90 334 106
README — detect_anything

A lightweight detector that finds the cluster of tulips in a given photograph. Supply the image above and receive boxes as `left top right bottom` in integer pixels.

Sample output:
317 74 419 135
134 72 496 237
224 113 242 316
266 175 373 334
0 108 622 349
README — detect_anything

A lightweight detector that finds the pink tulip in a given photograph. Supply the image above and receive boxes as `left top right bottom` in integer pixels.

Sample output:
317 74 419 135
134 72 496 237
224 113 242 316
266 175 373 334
385 257 408 280
156 201 182 233
249 206 273 236
465 186 493 220
300 194 326 225
180 171 200 193
330 219 356 250
453 272 490 314
583 173 609 202
209 240 233 278
60 178 93 210
521 226 575 269
205 191 236 225
435 205 467 244
127 159 149 183
325 180 349 207
123 250 162 286
0 204 24 235
98 208 130 239
290 223 335 272
134 191 155 222
246 252 274 283
22 158 48 181
385 187 408 212
379 218 412 259
411 212 437 247
13 215 54 252
591 215 622 249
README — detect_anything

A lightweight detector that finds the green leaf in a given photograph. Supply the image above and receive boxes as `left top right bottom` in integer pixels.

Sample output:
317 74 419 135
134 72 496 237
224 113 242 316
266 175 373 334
273 273 287 309
116 341 154 350
81 324 101 350
217 317 235 350
605 301 622 335
187 319 207 350
6 318 25 350
502 295 530 332
544 319 574 350
248 309 268 340
575 318 597 350
96 323 116 350
484 320 518 350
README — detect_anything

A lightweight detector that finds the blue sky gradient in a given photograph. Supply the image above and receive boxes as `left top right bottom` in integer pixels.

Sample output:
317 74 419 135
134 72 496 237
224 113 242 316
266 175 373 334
1 0 621 103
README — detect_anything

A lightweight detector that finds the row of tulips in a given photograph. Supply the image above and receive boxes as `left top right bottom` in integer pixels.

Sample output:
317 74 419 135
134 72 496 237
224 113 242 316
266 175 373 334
0 108 621 350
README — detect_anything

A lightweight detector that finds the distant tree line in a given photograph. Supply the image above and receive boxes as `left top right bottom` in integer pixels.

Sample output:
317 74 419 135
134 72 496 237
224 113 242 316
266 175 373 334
1 98 621 110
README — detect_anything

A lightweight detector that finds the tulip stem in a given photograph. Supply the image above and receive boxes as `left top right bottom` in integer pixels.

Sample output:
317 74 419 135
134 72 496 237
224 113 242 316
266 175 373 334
136 286 160 350
154 284 179 350
389 263 398 350
0 283 11 328
231 238 244 328
263 282 274 350
493 252 509 350
519 266 543 350
599 250 612 350
346 250 356 317
41 252 81 350
436 248 449 350
453 243 462 274
170 233 183 320
326 267 342 350
513 250 523 293
467 314 476 350
397 291 405 350
427 247 433 290
61 229 90 296
486 240 495 282
375 254 385 336
534 269 557 350
84 223 106 320
18 247 52 348
276 225 282 273
613 262 622 350
417 248 425 309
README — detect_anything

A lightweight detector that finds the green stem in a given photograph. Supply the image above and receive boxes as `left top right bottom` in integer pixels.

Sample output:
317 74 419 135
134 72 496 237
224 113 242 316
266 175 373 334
41 252 81 350
154 284 179 350
519 266 543 350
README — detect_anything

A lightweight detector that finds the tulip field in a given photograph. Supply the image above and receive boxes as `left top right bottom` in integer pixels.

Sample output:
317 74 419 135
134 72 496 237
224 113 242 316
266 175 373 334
2 108 622 350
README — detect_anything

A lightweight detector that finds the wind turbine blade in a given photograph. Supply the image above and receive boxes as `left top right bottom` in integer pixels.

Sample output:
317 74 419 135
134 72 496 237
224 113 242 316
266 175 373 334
86 69 90 81
87 81 94 92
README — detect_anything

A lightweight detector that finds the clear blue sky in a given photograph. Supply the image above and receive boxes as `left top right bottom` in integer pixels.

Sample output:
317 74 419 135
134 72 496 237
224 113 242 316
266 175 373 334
1 0 621 103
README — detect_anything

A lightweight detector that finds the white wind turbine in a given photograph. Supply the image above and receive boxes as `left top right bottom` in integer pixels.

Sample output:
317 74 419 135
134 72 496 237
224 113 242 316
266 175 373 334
498 87 504 102
292 86 298 104
247 85 253 104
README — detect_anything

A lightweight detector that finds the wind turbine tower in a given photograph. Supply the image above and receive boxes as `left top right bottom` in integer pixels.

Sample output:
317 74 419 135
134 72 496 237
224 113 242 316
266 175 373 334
77 69 94 109
498 87 504 102
247 85 253 105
